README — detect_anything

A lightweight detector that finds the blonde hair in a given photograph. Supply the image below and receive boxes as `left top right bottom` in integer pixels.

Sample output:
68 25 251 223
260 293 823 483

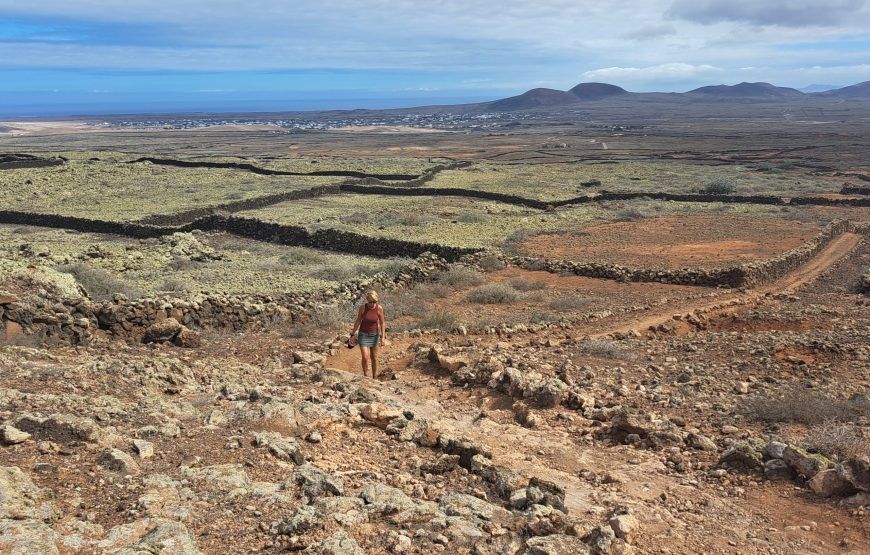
365 290 379 303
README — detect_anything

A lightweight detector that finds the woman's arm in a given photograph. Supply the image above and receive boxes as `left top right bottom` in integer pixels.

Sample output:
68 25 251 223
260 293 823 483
378 306 386 345
350 305 364 336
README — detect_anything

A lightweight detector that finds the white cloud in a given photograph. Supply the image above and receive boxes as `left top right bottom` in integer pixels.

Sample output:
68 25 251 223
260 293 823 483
0 1 868 92
583 63 722 80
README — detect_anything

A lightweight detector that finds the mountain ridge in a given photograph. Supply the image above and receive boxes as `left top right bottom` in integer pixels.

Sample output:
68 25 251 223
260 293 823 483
479 80 870 111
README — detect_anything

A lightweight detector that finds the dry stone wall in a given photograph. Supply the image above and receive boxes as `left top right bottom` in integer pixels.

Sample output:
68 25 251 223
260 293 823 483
841 185 870 196
127 156 419 180
1 253 450 346
511 220 861 288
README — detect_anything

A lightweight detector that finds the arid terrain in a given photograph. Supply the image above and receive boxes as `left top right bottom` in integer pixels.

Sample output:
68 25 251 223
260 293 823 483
1 108 868 554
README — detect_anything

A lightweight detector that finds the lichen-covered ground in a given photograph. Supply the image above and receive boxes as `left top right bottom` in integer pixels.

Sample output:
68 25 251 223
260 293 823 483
0 225 408 297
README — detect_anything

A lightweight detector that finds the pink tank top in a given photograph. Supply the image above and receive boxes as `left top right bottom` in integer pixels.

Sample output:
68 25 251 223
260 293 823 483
360 303 380 333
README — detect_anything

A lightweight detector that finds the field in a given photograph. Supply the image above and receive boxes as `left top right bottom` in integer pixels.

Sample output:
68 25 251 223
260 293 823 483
422 159 842 200
0 110 868 554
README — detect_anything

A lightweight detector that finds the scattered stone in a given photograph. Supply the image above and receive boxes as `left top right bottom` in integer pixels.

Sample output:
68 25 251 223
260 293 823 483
360 402 403 429
782 446 833 479
98 448 140 475
808 469 858 498
321 530 365 555
142 318 184 343
0 465 56 521
837 458 870 492
0 425 30 445
609 513 638 543
764 459 796 481
526 534 590 554
288 463 344 498
253 432 304 464
132 439 154 459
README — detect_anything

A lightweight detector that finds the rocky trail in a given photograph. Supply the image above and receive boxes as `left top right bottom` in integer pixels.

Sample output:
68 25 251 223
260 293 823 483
320 229 869 553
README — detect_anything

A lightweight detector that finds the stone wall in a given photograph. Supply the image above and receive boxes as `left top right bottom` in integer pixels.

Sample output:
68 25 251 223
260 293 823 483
511 220 860 288
0 211 481 262
841 185 870 196
1 253 450 346
126 156 419 180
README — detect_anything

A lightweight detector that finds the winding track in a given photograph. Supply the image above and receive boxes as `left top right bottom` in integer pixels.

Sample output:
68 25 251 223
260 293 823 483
321 227 865 550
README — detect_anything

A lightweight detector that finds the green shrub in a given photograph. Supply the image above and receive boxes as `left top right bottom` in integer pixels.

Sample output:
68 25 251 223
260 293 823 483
702 176 737 195
466 283 519 304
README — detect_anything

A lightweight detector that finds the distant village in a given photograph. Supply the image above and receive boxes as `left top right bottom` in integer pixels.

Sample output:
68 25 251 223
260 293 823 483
106 110 541 131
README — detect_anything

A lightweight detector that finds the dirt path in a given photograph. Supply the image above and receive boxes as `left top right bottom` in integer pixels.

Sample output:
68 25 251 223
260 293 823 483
592 232 863 338
321 231 867 552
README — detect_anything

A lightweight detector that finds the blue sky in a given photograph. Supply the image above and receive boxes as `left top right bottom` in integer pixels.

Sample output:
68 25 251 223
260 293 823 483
1 0 869 116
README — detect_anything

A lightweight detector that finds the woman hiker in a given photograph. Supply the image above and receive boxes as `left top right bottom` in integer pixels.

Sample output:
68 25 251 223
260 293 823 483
350 290 386 378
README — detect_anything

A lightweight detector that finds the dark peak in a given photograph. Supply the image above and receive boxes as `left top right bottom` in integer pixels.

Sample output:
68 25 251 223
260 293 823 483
820 80 870 98
486 88 579 111
688 82 804 98
569 82 628 99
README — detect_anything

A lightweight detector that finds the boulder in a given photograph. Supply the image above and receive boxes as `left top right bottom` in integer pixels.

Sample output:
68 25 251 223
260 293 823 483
253 432 304 464
111 519 199 555
182 464 251 493
98 448 141 475
0 424 30 445
173 328 202 348
782 446 832 479
293 350 324 365
0 520 61 555
763 459 796 481
808 469 858 498
526 534 590 555
609 513 638 543
585 525 616 555
718 441 763 470
314 496 369 527
280 505 319 535
360 402 403 429
525 504 569 536
359 483 419 515
142 318 184 343
837 458 870 492
287 464 344 498
439 493 512 525
13 413 104 444
0 466 55 521
534 378 569 408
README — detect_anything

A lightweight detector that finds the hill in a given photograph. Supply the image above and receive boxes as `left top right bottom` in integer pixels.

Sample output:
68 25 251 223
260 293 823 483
486 88 579 111
822 80 870 98
687 82 804 99
569 82 628 100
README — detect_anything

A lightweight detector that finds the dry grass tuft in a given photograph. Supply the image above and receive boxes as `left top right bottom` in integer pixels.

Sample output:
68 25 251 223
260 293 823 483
740 387 870 425
466 283 519 304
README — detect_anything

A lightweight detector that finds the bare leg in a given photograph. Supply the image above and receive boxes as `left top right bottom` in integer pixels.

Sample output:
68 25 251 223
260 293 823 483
370 344 380 378
359 346 371 377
